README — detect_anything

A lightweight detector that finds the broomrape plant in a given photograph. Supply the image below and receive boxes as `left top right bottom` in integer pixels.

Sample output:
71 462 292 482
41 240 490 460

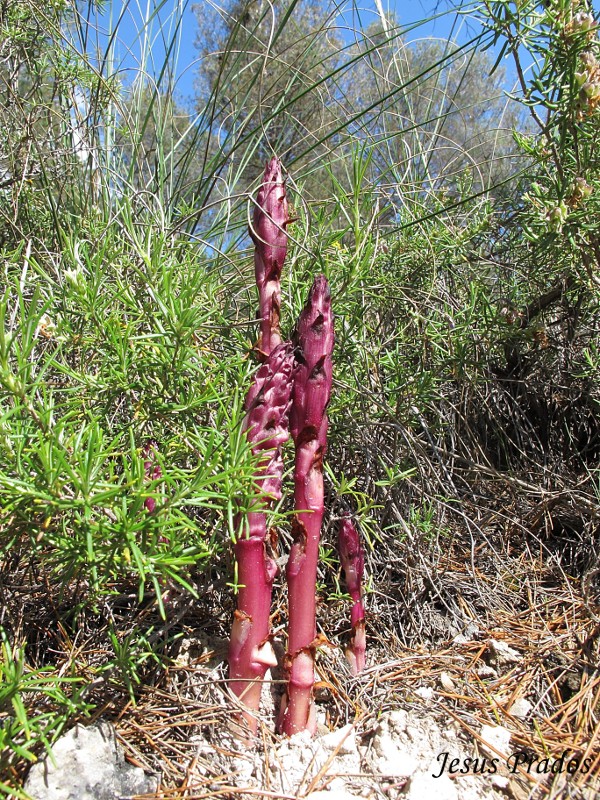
229 160 356 736
338 516 366 676
228 159 294 733
279 274 335 736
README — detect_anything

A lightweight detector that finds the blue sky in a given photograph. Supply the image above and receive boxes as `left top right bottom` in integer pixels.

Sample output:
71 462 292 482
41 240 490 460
95 0 503 109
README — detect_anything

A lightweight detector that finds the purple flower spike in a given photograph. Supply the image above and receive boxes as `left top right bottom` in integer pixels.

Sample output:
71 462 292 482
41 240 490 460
250 157 289 361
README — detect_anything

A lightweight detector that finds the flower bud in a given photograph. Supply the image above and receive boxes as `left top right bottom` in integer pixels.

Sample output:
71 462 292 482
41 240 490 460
548 201 568 232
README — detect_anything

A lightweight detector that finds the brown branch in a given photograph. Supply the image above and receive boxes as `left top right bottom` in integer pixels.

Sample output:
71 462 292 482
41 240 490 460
518 276 574 329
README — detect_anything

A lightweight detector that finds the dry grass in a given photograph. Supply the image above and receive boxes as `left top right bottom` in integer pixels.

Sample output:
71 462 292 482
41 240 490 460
106 555 600 799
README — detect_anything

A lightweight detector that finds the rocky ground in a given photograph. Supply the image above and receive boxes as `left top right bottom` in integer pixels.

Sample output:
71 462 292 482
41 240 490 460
23 621 600 800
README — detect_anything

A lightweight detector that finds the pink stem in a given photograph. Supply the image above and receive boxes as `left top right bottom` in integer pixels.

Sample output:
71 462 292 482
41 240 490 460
228 343 295 734
279 275 334 736
229 513 279 724
338 517 366 675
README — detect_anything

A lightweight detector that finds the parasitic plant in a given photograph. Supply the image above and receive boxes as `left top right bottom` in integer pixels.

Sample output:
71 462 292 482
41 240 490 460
250 157 289 361
338 516 366 675
229 343 295 732
142 440 161 514
228 157 293 734
279 275 334 736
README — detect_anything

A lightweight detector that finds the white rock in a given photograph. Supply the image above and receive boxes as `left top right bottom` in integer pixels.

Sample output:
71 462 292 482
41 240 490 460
370 710 465 782
320 724 358 756
405 770 457 800
476 664 498 679
289 730 315 749
509 697 533 719
231 755 255 783
316 708 328 729
453 633 471 645
414 686 434 701
372 717 418 778
24 721 158 800
487 639 521 668
375 748 419 779
385 710 409 731
480 724 511 758
279 730 318 767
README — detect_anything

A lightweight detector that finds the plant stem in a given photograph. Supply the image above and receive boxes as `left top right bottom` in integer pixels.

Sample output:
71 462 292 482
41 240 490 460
228 342 295 734
338 516 366 675
279 275 334 736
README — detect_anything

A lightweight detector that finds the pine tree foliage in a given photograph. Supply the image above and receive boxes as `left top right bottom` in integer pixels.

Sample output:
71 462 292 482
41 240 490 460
194 0 344 188
343 20 525 196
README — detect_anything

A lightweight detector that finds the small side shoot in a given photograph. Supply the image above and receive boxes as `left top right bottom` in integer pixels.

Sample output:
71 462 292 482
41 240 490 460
338 516 366 675
142 440 161 514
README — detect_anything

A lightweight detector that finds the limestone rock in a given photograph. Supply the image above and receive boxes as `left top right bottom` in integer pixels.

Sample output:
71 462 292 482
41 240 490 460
487 639 521 669
405 771 458 800
480 724 512 759
509 697 533 720
320 724 358 756
24 720 158 800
